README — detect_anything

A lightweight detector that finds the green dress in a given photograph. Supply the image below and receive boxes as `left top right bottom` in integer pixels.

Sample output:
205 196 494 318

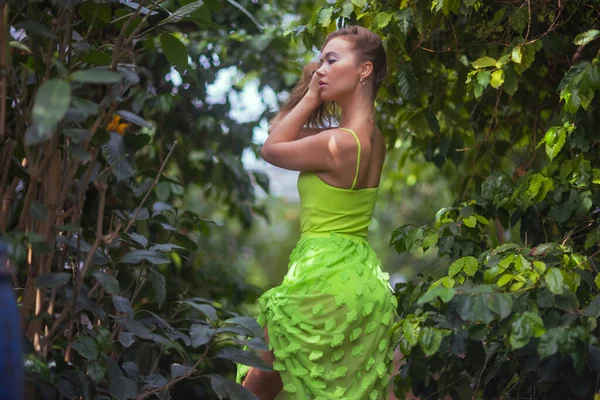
236 128 400 399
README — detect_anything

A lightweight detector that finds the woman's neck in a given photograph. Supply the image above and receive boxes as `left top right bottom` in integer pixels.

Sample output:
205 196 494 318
337 91 375 126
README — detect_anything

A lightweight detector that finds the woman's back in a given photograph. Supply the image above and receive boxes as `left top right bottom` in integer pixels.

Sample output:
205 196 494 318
313 125 386 191
297 126 384 239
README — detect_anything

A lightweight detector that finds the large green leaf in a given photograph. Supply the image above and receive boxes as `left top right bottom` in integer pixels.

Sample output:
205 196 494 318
190 324 215 347
71 335 98 360
119 250 170 264
28 79 72 145
69 68 123 83
472 56 497 69
115 110 152 129
544 268 564 294
208 373 259 400
214 347 272 371
573 29 600 45
396 8 413 34
150 269 166 307
418 327 446 356
398 63 417 101
510 312 545 350
92 271 120 295
101 132 134 182
160 33 189 72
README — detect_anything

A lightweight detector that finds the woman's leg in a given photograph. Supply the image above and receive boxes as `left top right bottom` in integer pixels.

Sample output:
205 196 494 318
242 325 283 400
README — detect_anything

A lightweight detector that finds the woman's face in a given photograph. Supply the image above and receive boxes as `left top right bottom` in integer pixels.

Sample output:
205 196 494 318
315 37 362 102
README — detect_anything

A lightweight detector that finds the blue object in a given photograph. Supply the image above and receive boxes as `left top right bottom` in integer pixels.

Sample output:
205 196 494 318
0 241 24 400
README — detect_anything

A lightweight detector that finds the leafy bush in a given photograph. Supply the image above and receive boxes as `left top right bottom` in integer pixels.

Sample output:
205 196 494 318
0 0 302 398
297 1 600 398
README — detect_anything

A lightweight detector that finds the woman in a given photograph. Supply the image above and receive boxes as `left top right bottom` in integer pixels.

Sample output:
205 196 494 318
236 25 400 400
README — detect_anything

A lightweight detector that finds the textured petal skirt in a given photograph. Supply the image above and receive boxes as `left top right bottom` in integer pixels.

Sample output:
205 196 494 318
236 232 400 400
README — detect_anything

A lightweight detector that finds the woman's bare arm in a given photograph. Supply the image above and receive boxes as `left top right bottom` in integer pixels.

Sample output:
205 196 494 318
267 111 323 140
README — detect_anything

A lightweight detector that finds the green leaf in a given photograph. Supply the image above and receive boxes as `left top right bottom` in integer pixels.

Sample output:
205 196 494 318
71 335 98 360
510 312 545 350
120 250 170 265
70 68 123 83
538 328 563 359
402 318 420 346
497 273 513 287
448 256 477 277
503 65 518 95
417 286 455 304
418 327 445 356
87 361 105 383
9 41 31 54
160 33 189 72
72 97 99 116
490 69 505 88
101 132 134 181
214 347 272 371
351 0 367 7
150 269 166 307
544 126 567 161
125 232 148 248
476 71 491 87
78 49 112 66
119 332 135 347
92 271 120 295
398 63 418 101
511 46 522 64
36 272 71 288
113 296 134 316
62 128 91 143
182 301 218 321
223 316 263 337
317 7 334 27
159 1 205 25
396 8 413 34
573 29 600 45
208 373 260 400
472 56 497 69
79 2 112 28
463 215 477 228
29 79 72 145
373 12 393 29
150 243 185 252
488 293 513 320
545 268 564 294
190 324 215 347
141 374 168 391
584 296 600 318
463 256 478 277
15 20 57 39
115 110 152 129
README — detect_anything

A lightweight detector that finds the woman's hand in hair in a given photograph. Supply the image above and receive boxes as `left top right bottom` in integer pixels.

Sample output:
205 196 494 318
303 62 323 108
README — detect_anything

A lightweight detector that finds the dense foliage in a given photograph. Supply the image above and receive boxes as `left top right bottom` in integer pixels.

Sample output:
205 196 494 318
0 0 322 398
294 0 600 398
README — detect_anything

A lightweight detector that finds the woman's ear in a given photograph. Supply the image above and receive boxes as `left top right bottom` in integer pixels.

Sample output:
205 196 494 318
360 61 374 80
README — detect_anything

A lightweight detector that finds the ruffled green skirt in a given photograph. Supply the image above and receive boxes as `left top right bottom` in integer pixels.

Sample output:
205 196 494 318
236 232 400 399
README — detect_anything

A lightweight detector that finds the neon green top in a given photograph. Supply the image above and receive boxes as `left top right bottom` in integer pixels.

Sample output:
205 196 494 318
297 128 379 239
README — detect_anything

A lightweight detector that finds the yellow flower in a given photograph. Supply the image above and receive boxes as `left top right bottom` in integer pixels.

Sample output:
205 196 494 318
107 115 130 135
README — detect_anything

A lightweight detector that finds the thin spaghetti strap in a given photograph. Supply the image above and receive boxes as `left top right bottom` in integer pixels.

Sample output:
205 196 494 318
339 128 361 190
